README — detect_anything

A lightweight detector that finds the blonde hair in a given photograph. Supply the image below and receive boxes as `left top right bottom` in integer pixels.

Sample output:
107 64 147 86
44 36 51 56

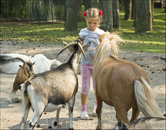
93 32 124 78
85 8 102 23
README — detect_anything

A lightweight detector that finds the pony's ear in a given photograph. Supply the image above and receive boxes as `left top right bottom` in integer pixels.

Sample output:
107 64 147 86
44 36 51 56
99 32 108 42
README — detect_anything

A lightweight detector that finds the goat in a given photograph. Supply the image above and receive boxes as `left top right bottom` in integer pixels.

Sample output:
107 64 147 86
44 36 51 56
20 40 90 130
113 117 166 130
7 57 35 103
0 53 62 74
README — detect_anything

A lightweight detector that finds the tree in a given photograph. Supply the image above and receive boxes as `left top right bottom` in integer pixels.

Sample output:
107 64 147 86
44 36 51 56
151 0 154 20
135 0 147 34
132 0 136 27
112 0 120 29
65 0 78 31
91 0 99 8
124 0 132 20
84 0 91 10
101 0 113 32
146 0 153 31
164 1 166 13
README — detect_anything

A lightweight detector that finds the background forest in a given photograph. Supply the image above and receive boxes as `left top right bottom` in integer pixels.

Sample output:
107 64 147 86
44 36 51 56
0 0 165 53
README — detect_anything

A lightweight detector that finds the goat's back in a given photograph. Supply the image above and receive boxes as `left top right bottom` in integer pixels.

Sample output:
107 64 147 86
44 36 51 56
31 54 57 73
0 54 29 74
25 63 77 104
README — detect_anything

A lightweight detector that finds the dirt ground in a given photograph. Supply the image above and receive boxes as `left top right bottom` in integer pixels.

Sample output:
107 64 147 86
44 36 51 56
0 40 165 129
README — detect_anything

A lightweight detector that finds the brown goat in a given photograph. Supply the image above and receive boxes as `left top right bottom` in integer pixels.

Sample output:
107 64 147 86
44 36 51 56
7 57 35 103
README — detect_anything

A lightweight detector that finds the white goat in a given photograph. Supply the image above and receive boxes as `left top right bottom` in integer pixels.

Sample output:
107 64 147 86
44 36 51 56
113 117 166 130
0 53 62 74
20 39 90 130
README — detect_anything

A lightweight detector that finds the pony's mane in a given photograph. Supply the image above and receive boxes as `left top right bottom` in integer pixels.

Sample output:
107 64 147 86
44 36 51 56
93 32 123 78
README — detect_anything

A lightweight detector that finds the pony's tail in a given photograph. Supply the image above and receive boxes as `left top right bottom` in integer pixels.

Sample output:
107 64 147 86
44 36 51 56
134 77 163 117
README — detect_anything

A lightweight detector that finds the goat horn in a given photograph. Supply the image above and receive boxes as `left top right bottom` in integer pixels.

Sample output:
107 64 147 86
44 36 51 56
56 45 69 58
77 42 87 60
15 57 26 64
57 41 76 57
28 56 32 62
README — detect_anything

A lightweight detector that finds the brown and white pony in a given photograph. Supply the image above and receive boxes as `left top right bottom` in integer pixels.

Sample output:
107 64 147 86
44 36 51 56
93 32 163 129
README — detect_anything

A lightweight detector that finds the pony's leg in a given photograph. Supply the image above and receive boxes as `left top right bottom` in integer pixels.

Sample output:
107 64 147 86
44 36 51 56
115 109 129 124
68 96 75 130
130 105 140 122
96 91 103 130
20 95 31 129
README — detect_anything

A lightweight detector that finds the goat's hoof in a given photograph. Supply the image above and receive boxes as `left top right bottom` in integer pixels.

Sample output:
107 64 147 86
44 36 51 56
62 104 66 108
69 128 74 130
53 121 59 126
96 126 102 130
12 97 20 103
36 124 40 128
48 125 52 129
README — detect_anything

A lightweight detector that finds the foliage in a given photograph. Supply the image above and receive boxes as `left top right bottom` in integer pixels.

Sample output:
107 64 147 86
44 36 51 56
0 8 165 53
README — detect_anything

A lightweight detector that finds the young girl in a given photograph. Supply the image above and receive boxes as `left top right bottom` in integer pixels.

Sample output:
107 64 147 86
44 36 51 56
78 8 105 120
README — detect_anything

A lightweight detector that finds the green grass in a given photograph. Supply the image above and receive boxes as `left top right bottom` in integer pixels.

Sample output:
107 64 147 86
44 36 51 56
0 8 165 53
114 8 165 53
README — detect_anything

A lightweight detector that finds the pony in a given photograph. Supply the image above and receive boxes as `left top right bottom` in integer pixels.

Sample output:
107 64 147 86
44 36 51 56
93 32 163 129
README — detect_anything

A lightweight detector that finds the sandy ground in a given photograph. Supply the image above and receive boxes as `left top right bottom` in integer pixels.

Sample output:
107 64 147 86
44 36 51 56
0 40 165 129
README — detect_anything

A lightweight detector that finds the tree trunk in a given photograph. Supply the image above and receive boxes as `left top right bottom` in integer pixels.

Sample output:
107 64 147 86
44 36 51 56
135 0 147 35
165 1 166 13
101 0 113 32
124 0 132 20
91 0 99 8
84 0 91 10
133 0 136 27
65 0 78 31
151 0 154 21
112 0 120 29
146 0 153 31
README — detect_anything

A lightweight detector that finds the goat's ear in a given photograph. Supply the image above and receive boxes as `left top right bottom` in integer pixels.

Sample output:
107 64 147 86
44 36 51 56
83 42 91 52
33 62 35 65
19 65 23 68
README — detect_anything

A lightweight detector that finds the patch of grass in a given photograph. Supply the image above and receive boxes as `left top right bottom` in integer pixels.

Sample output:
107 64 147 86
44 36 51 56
0 22 79 44
0 8 165 53
114 8 165 53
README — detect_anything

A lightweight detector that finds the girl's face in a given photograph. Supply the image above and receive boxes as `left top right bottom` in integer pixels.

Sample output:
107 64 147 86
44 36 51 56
86 18 99 31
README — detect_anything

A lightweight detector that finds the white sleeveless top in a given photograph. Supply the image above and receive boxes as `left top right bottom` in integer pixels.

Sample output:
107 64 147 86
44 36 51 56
79 28 105 65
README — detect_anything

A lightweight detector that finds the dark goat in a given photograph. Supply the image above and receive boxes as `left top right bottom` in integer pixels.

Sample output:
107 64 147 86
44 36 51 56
20 40 90 130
